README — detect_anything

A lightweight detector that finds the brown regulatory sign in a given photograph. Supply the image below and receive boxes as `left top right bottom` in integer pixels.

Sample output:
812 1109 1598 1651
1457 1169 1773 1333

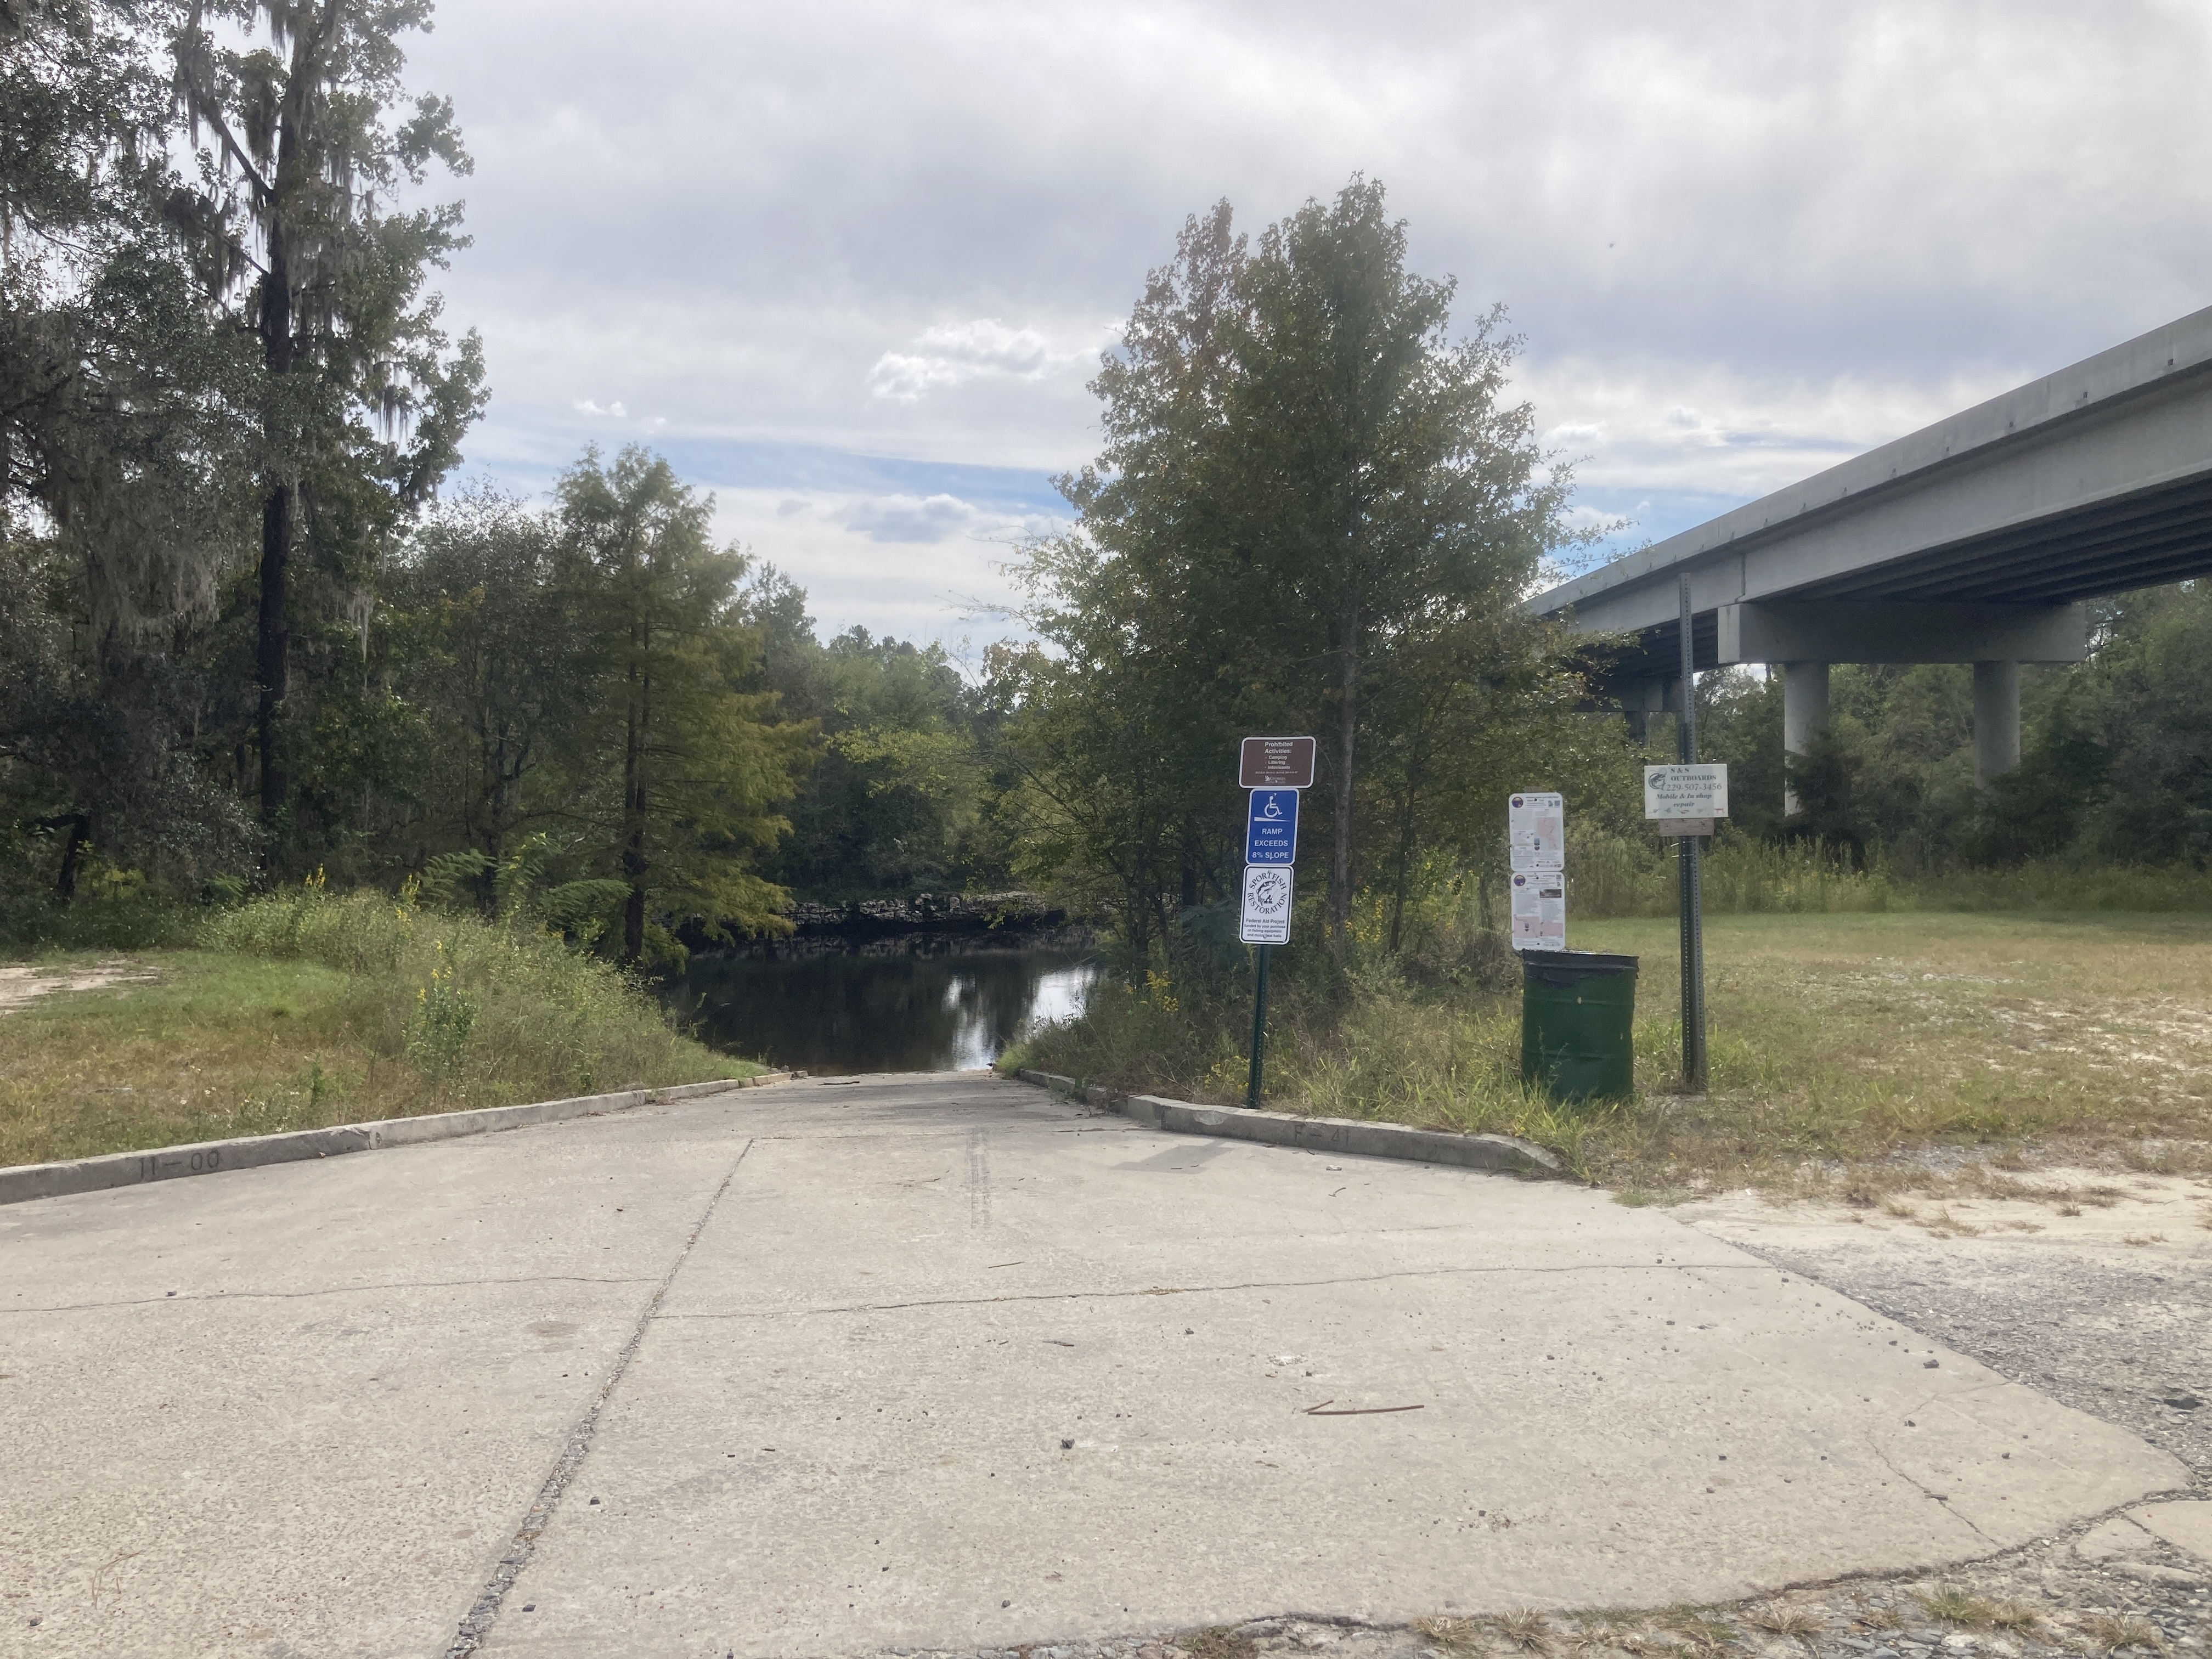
1240 735 1317 790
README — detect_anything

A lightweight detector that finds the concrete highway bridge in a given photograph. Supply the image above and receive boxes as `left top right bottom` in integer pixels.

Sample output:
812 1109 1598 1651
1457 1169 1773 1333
1531 306 2212 798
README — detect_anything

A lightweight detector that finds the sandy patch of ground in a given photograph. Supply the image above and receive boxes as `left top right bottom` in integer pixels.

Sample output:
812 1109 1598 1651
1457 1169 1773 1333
0 959 161 1015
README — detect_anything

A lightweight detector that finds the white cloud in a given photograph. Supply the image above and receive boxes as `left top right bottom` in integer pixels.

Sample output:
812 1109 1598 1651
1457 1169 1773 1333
1511 355 2011 507
830 489 1059 546
867 319 1083 402
712 487 1061 643
398 0 2212 639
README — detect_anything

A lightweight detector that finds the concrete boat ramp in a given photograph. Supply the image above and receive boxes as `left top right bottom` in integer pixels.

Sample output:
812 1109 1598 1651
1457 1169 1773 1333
0 1073 2185 1657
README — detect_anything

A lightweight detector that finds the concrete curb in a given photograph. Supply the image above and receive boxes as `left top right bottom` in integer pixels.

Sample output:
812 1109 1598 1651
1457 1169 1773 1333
1012 1069 1563 1177
0 1071 795 1207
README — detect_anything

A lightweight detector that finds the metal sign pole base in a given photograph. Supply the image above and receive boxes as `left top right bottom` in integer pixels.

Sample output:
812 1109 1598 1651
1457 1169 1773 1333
1246 944 1272 1109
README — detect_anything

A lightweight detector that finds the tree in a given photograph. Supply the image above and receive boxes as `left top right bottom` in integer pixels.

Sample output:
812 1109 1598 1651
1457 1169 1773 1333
170 0 483 844
383 489 585 881
2077 583 2212 864
3 0 267 897
554 448 809 962
1011 180 1582 958
1224 180 1572 938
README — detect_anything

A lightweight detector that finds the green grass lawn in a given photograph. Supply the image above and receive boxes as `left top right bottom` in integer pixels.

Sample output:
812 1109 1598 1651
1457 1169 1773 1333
1013 910 2212 1191
0 941 762 1168
1568 910 2212 1188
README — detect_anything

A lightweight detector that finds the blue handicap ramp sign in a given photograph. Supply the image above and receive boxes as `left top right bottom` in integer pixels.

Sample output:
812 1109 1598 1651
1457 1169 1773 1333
1246 788 1299 865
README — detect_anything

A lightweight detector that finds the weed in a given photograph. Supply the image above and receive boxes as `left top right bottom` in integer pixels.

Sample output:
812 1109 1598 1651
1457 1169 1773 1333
1985 1602 2043 1634
1746 1605 1825 1639
1882 1198 1917 1218
2121 1233 2167 1246
2078 1613 2166 1654
403 940 477 1080
1566 1620 1635 1658
1178 1628 1258 1659
1492 1610 1555 1654
1917 1588 1995 1626
1659 1611 1739 1654
1918 1208 1981 1238
1415 1617 1485 1654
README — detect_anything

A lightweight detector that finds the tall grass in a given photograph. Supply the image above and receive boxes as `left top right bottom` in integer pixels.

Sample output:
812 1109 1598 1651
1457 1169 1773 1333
1003 956 1663 1181
1909 860 2212 912
1566 829 2209 918
1568 830 1898 918
198 879 748 1105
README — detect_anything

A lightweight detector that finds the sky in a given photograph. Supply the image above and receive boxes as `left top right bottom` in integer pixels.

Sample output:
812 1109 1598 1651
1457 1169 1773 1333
399 0 2212 647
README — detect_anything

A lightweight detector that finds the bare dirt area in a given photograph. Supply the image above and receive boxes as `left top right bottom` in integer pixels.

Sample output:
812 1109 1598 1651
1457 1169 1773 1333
0 958 160 1015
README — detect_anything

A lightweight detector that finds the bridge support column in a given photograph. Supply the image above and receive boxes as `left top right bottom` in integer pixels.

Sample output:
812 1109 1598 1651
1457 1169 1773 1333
1781 661 1829 817
1973 661 2022 786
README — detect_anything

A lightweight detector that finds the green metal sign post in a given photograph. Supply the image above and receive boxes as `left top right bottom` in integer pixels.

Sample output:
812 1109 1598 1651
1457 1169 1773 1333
1238 737 1311 1109
1676 573 1709 1092
1245 943 1271 1108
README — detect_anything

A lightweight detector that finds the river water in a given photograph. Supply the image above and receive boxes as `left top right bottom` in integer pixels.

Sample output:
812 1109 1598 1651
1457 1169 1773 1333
662 943 1098 1075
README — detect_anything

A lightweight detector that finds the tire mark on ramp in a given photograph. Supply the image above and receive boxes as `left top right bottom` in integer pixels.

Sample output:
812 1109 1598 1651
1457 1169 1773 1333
444 1138 754 1656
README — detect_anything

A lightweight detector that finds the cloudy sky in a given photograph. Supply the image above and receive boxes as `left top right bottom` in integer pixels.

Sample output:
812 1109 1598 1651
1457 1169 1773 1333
401 0 2212 645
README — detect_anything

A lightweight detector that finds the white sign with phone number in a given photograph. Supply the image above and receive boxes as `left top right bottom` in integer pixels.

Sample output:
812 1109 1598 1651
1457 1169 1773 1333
1644 763 1729 820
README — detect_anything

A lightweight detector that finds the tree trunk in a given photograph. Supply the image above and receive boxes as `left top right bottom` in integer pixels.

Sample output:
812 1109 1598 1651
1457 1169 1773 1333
1387 782 1416 954
40 814 91 902
1386 703 1432 955
1327 586 1359 941
255 482 291 827
622 654 650 961
254 65 300 838
249 6 333 842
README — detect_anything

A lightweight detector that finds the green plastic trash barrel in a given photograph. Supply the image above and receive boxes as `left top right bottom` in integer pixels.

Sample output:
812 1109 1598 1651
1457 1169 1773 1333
1519 949 1639 1102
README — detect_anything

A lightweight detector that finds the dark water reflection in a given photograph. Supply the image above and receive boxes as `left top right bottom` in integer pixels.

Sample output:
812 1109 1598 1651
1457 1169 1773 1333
662 943 1098 1075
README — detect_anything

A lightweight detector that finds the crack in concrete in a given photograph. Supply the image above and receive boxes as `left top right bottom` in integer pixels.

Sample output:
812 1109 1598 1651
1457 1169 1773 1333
3 1274 663 1316
1865 1434 2000 1548
444 1138 754 1658
658 1259 1781 1320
